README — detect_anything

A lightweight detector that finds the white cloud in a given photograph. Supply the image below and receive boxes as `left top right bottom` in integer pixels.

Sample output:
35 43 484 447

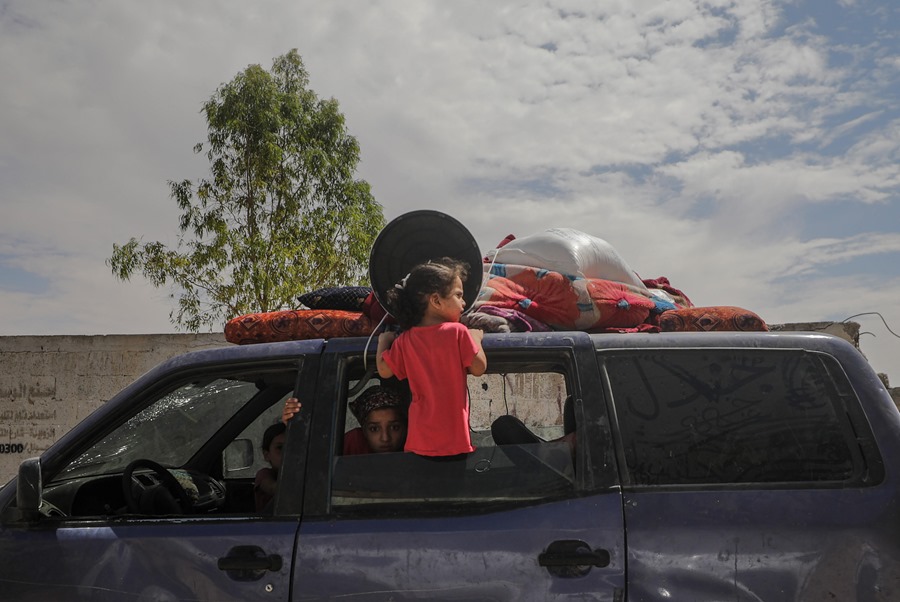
2 0 900 384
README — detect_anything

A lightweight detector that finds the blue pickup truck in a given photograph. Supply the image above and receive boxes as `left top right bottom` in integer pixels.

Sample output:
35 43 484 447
0 330 897 601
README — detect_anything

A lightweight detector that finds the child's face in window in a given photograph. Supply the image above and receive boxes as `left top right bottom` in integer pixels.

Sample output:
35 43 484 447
363 408 407 453
263 433 286 471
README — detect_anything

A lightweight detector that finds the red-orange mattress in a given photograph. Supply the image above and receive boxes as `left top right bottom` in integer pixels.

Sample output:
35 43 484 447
225 309 375 345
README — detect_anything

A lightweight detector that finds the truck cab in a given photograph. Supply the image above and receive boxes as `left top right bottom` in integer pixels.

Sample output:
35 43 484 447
1 331 897 600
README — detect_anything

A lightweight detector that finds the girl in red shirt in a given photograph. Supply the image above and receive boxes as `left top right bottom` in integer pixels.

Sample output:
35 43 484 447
376 258 487 457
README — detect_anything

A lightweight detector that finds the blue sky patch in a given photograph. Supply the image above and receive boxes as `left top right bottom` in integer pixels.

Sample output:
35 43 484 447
0 263 50 294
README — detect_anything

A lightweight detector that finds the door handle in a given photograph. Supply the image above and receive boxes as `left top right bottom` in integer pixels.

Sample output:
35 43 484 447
539 540 611 577
218 545 282 581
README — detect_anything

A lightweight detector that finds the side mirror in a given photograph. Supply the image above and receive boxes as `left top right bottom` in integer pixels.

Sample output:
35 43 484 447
1 458 42 525
223 439 256 477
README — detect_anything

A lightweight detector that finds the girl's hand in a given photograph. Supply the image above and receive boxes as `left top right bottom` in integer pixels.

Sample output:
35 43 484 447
282 397 302 424
468 329 487 376
376 331 396 379
378 331 396 347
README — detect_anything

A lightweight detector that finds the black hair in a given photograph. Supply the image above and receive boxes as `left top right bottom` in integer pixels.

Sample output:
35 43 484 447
261 422 286 451
383 257 469 329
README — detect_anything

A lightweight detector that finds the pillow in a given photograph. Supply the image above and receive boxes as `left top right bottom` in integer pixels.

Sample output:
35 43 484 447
225 309 374 345
297 286 372 311
657 306 768 332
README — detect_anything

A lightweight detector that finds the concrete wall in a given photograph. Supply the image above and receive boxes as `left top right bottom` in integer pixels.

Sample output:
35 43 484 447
768 320 861 346
770 320 895 389
0 334 228 485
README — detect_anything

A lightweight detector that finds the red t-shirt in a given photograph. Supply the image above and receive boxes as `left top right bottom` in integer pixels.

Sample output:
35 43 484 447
382 322 478 456
253 467 277 512
342 427 371 455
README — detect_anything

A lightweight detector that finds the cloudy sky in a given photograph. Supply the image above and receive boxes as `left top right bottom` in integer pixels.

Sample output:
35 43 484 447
2 0 900 384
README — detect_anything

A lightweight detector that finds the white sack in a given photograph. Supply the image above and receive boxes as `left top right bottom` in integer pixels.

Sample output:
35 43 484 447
485 228 647 290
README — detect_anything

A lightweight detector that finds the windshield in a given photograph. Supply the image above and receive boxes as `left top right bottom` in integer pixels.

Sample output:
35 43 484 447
56 378 262 480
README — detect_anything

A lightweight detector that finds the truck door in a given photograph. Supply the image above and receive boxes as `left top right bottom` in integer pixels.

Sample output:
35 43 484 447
600 344 900 601
0 341 322 602
294 332 626 601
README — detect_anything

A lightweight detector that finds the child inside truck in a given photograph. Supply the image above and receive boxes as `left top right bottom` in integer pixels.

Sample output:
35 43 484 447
254 422 285 511
282 385 408 455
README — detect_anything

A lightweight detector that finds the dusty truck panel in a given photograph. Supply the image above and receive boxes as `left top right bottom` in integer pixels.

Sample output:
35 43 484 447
593 332 900 601
0 331 897 601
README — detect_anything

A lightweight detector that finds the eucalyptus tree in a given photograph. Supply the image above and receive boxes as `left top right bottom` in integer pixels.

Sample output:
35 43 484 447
109 50 384 331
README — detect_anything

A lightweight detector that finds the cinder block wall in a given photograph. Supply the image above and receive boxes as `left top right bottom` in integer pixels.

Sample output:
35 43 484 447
0 334 228 485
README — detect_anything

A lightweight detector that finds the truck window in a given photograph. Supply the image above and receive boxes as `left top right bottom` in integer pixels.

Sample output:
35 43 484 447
329 359 593 515
601 348 877 487
59 377 267 481
45 364 301 518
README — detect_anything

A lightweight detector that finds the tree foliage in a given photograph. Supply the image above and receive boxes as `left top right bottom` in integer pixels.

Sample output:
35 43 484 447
109 50 384 332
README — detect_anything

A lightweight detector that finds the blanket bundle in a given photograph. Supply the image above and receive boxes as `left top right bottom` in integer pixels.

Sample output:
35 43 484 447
223 229 767 344
472 263 678 331
463 264 766 334
224 277 765 344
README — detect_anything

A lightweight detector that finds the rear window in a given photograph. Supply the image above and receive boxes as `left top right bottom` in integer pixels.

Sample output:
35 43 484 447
327 355 602 517
602 348 877 487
